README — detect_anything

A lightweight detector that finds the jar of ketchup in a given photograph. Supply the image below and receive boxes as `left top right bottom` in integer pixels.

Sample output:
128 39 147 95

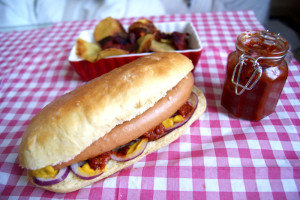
221 30 291 121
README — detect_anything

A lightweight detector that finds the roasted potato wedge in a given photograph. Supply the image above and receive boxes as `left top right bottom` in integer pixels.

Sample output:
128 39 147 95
150 40 176 52
136 34 153 53
76 38 101 62
94 17 127 42
96 48 129 60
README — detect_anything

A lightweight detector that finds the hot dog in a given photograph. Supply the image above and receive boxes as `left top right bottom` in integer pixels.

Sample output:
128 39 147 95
18 52 206 193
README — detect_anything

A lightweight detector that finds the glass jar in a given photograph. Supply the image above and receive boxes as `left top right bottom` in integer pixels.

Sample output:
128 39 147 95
221 30 291 121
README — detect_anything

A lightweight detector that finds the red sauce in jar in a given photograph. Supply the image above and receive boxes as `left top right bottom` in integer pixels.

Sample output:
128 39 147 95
221 31 289 121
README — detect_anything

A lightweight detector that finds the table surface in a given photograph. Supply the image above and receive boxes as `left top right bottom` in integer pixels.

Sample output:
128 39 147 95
1 10 299 200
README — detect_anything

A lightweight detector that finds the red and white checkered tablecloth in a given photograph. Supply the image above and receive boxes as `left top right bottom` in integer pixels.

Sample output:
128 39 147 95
1 10 299 199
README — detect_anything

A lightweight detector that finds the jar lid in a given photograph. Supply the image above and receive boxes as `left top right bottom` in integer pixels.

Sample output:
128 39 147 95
232 30 290 95
236 30 289 57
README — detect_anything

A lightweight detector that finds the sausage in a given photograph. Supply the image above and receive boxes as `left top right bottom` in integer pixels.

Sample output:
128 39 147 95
53 72 194 169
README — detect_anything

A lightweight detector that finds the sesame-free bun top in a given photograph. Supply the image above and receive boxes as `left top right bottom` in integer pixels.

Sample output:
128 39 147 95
18 52 194 170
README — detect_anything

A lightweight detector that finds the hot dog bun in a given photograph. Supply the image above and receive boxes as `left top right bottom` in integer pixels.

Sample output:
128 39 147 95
29 86 206 193
18 52 207 193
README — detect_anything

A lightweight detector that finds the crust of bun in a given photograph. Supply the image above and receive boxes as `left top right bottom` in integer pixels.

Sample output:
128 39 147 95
29 86 206 193
19 52 194 170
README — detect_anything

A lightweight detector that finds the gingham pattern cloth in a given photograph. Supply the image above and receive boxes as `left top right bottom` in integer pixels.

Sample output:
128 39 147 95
1 10 299 200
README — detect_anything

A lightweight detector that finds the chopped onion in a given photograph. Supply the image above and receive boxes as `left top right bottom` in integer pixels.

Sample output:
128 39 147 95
70 161 104 180
111 138 148 162
164 92 198 134
32 167 69 186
